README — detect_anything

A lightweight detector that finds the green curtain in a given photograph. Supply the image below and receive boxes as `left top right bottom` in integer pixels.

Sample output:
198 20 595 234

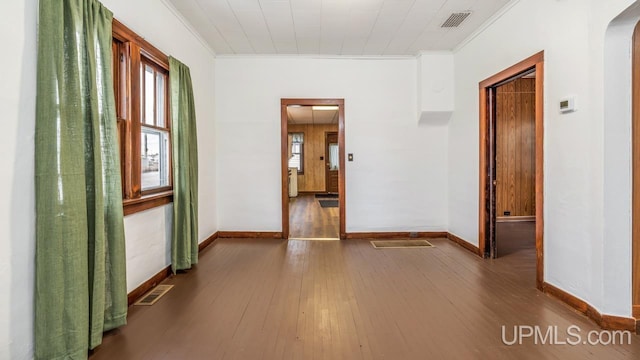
34 0 127 358
169 57 199 273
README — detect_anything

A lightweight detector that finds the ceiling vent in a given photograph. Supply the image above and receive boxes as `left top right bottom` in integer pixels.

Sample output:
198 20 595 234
441 12 472 28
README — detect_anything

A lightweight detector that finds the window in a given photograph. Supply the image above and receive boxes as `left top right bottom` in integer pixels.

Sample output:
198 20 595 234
112 19 172 215
328 143 339 170
288 133 304 174
140 59 170 191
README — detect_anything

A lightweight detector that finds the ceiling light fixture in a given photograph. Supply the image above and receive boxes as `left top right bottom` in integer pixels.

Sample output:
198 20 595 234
312 106 339 111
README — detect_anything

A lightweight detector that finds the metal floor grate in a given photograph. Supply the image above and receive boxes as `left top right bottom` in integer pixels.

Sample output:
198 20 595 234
371 240 434 249
134 284 174 306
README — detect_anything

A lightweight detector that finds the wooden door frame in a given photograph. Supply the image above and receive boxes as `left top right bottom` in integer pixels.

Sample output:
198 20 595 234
281 99 346 239
479 51 545 290
632 22 640 320
324 131 339 193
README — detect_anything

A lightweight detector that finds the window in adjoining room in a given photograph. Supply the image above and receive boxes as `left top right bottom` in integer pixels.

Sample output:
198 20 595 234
288 132 304 174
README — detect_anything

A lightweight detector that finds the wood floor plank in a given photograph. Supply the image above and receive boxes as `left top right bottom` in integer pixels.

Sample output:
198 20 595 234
91 226 640 360
289 194 339 238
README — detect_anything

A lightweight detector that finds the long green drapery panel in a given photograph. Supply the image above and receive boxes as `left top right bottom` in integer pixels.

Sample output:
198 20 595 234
169 57 199 273
35 0 127 358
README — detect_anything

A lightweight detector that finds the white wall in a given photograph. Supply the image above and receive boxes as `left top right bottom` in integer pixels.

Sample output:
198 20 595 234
602 0 640 317
417 52 455 125
215 56 448 233
0 0 217 358
449 0 638 317
0 0 37 358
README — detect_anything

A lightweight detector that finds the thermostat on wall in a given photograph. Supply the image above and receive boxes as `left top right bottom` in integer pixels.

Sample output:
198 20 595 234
559 96 576 113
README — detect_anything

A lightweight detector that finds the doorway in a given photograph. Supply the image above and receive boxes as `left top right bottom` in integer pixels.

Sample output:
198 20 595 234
281 99 345 240
494 74 537 257
479 52 545 290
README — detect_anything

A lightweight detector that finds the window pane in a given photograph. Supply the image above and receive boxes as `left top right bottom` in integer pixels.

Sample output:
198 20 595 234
291 133 304 143
156 72 165 127
329 143 339 170
141 127 169 190
144 65 155 125
288 154 301 170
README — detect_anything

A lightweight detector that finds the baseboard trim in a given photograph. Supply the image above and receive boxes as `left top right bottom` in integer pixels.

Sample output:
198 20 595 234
542 282 637 332
218 231 284 239
446 232 483 257
496 216 535 223
127 266 172 306
127 231 219 306
343 231 483 258
198 231 219 252
344 231 448 240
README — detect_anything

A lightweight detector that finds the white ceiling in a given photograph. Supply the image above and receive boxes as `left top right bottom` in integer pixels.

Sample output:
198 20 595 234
168 0 512 56
287 106 338 124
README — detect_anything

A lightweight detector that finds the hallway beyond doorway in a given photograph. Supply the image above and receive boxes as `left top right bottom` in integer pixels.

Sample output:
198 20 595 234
289 194 339 239
497 221 535 258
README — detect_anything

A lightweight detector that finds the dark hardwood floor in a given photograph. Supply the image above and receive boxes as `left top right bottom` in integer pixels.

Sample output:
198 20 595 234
90 236 640 360
497 221 535 257
289 194 339 239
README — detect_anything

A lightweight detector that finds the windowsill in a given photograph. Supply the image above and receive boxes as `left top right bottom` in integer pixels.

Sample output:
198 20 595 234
123 190 173 216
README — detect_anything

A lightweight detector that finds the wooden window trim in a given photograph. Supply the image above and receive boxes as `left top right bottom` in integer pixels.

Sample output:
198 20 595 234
112 19 169 68
123 191 174 216
113 19 173 216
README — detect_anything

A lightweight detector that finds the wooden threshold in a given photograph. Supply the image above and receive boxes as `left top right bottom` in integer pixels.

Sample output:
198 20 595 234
542 282 637 332
218 231 284 239
127 231 219 306
497 216 535 223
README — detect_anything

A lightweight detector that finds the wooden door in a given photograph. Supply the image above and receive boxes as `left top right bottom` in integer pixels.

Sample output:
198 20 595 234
325 132 339 193
495 78 536 221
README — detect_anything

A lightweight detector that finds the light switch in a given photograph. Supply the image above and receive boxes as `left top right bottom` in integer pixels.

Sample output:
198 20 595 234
348 153 354 161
